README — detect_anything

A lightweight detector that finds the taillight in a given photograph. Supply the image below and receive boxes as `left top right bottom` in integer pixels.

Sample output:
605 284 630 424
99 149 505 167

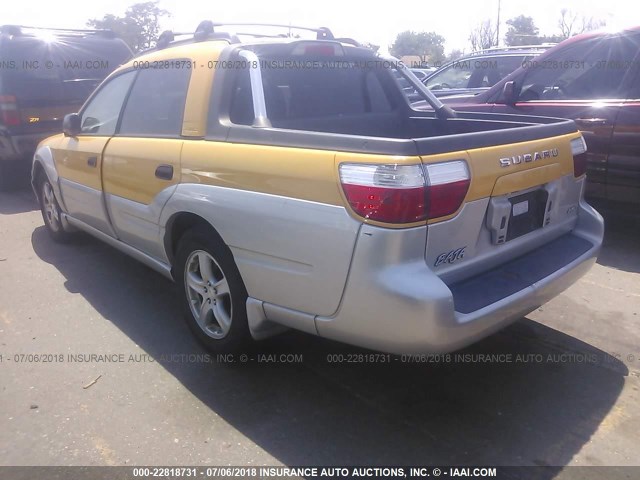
339 160 470 224
571 137 588 177
339 164 427 223
424 161 471 218
0 95 20 126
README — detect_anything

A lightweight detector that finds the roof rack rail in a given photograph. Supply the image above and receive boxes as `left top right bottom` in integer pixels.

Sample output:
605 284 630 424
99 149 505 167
469 43 557 55
0 24 116 38
149 21 343 53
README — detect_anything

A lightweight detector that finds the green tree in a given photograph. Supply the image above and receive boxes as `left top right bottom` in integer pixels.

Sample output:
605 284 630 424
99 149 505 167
87 1 170 52
504 15 540 46
390 31 446 64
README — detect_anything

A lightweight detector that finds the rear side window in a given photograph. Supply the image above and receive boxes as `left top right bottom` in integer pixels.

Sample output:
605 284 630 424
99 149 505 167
519 35 640 100
119 66 191 137
229 67 253 125
80 71 136 135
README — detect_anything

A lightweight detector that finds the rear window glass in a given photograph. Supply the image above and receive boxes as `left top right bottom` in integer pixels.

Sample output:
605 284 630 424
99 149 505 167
229 56 397 128
0 36 131 107
264 58 393 119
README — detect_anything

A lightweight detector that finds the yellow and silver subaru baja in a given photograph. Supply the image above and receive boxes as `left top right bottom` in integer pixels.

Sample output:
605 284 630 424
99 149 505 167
31 22 604 354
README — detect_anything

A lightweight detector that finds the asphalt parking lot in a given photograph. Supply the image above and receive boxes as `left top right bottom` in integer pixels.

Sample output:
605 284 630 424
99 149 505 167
0 185 639 476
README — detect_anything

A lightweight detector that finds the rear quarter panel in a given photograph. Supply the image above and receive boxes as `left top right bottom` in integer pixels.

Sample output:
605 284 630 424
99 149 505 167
164 140 361 317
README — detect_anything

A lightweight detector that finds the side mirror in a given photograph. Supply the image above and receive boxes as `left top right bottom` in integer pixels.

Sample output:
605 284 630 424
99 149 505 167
499 81 518 105
62 113 81 137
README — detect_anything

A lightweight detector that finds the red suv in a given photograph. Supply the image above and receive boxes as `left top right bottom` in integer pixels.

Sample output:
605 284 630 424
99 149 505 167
442 27 640 206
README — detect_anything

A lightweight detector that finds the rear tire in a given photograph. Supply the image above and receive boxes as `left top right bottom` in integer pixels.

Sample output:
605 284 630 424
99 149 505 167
175 225 252 353
38 175 73 242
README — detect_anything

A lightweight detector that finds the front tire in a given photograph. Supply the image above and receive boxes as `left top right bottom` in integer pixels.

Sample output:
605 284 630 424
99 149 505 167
38 175 73 242
175 226 252 353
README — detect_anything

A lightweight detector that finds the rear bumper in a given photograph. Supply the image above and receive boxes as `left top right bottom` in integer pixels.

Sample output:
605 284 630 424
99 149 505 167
315 200 603 354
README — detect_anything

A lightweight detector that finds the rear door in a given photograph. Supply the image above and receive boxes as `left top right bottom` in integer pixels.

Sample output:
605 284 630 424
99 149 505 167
54 71 136 234
491 34 640 201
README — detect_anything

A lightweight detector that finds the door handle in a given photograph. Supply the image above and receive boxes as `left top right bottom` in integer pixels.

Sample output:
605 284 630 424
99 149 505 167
87 156 97 167
575 118 609 126
155 164 174 180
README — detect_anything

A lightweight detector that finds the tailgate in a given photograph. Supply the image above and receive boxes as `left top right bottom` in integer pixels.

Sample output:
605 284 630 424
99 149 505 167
424 132 586 283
